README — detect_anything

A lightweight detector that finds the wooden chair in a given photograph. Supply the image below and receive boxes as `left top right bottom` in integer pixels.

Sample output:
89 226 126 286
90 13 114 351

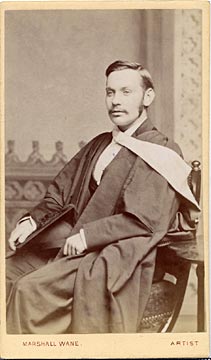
139 160 202 333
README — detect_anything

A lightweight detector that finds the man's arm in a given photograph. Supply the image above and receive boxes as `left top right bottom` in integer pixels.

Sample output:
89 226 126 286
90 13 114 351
29 157 81 227
67 175 181 252
7 156 80 251
29 134 105 228
7 140 92 251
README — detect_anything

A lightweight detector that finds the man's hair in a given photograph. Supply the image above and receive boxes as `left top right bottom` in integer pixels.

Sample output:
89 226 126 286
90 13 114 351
105 60 154 90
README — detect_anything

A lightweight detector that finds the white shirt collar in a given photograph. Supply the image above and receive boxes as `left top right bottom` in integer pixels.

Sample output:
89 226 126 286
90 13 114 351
112 109 147 139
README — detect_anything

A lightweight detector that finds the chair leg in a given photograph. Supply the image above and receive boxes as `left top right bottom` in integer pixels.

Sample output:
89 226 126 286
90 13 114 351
196 263 205 331
163 261 191 332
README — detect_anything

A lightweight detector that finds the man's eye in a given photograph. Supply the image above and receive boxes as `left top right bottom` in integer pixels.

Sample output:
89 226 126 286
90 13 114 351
106 91 113 97
123 90 131 95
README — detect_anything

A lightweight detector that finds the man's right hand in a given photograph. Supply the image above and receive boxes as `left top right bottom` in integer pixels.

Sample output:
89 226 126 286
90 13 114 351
8 217 37 251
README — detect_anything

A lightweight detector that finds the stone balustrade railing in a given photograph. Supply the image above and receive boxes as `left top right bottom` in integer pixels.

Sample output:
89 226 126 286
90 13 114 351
5 140 85 239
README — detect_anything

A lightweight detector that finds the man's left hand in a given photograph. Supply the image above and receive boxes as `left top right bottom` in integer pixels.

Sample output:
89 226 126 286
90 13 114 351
63 233 87 256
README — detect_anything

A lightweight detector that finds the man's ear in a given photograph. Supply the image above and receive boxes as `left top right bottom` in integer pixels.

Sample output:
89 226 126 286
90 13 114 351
143 88 155 107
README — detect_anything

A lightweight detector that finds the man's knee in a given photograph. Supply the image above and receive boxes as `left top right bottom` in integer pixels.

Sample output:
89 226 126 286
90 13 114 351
9 272 35 300
19 273 36 292
6 271 35 305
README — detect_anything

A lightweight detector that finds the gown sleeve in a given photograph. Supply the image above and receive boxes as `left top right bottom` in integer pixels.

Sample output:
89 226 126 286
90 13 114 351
83 164 181 250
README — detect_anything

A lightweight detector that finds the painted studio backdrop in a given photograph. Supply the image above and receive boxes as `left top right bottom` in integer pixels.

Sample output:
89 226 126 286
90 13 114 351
5 10 201 161
5 9 202 332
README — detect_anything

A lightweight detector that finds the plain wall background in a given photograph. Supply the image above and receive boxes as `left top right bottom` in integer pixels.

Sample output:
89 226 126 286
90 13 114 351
5 9 201 163
5 10 147 160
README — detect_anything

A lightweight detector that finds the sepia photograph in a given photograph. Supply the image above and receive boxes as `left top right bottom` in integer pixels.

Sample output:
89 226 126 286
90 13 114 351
1 1 210 358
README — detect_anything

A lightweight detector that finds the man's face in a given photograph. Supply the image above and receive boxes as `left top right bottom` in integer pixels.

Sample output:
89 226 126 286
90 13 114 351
105 69 145 130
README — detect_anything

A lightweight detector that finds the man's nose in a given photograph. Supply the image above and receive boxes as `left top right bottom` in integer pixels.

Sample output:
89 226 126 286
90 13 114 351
112 93 122 105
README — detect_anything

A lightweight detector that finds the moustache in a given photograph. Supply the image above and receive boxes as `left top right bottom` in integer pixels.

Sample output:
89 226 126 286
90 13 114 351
109 109 128 115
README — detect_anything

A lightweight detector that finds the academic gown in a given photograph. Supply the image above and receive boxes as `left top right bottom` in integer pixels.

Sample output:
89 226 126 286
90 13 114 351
6 119 191 334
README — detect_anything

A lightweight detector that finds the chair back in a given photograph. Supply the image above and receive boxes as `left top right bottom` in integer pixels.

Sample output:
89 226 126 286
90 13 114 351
139 160 202 333
188 160 201 204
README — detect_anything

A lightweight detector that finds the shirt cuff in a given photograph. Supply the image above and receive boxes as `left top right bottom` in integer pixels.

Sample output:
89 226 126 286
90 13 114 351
79 228 87 250
18 216 37 231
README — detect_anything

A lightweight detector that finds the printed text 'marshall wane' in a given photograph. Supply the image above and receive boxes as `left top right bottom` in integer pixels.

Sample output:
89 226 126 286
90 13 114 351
23 341 79 347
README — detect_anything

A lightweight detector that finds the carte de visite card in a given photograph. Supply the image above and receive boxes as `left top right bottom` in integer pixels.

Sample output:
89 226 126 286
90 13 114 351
0 0 210 358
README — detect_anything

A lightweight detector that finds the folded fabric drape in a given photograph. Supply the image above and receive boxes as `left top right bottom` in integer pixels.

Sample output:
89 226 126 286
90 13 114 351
113 129 200 213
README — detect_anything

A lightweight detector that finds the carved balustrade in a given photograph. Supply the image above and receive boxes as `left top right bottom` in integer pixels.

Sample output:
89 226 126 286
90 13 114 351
5 140 79 238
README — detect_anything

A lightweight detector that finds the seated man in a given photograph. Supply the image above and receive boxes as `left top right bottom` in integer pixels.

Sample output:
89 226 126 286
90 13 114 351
6 60 200 334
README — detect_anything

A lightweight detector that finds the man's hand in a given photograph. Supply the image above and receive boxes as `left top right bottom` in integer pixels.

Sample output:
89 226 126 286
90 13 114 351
63 233 87 256
8 218 36 251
